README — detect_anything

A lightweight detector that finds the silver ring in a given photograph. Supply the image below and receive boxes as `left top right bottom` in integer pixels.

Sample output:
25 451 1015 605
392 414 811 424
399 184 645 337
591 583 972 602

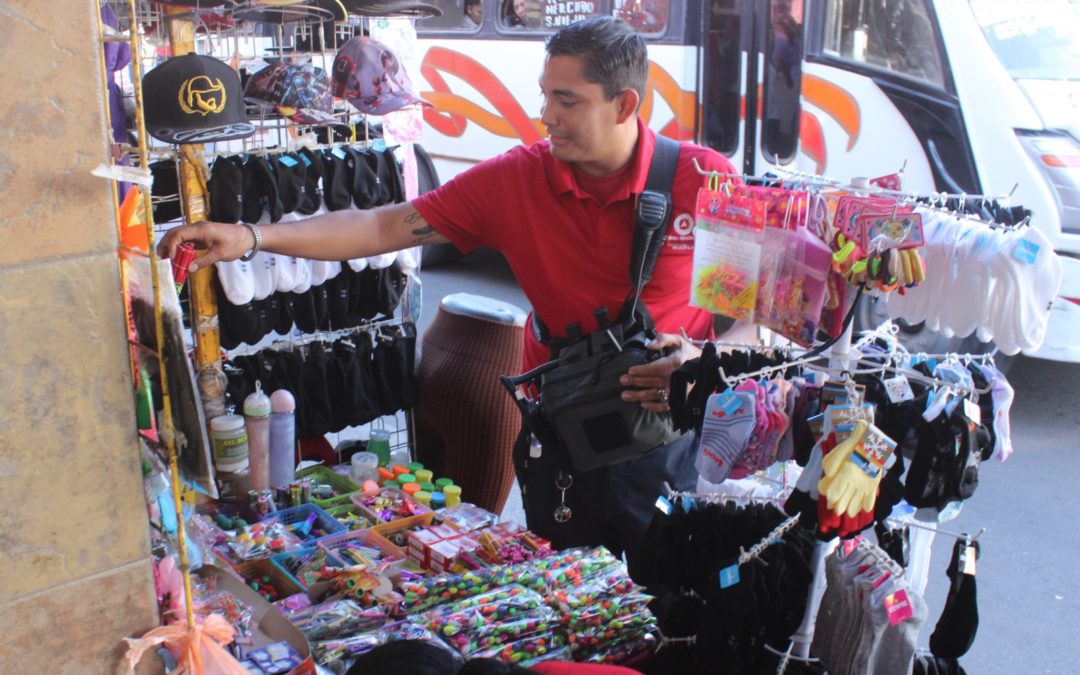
657 388 669 403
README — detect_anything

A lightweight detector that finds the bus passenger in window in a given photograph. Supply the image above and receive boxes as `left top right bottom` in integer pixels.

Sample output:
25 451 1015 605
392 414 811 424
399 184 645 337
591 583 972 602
463 0 482 28
505 0 526 28
765 0 801 156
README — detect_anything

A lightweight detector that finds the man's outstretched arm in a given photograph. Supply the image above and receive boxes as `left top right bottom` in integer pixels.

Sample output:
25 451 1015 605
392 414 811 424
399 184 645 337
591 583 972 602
156 201 450 272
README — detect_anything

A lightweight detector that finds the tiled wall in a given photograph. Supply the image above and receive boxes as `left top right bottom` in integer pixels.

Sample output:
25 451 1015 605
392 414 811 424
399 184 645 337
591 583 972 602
0 1 160 672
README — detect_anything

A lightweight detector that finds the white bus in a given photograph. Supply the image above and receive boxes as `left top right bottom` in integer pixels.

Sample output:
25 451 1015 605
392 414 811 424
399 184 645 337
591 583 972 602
410 0 1080 362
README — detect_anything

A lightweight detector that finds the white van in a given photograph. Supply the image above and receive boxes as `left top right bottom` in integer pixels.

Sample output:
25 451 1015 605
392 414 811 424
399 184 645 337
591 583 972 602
411 0 1080 362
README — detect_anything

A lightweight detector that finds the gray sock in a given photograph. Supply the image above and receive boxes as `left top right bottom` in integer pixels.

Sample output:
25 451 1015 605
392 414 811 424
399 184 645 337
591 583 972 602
813 553 846 667
871 584 929 674
834 555 871 675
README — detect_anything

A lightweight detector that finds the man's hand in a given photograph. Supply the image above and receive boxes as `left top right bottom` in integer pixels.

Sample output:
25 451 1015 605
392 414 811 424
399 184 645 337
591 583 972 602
157 221 253 273
620 332 702 412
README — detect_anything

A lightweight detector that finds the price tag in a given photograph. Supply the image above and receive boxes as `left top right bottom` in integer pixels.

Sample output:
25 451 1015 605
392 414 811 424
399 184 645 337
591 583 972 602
714 390 745 416
718 563 740 588
963 399 982 427
884 375 915 403
331 146 348 160
655 496 673 515
961 545 977 576
1013 238 1040 265
278 154 299 168
848 425 896 478
884 589 914 625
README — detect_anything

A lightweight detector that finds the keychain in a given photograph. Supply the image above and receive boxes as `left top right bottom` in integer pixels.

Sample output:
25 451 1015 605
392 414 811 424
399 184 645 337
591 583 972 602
554 472 573 523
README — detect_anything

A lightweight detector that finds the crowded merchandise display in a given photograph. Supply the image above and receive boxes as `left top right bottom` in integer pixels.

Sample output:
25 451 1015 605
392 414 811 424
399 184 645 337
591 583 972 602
90 3 1062 675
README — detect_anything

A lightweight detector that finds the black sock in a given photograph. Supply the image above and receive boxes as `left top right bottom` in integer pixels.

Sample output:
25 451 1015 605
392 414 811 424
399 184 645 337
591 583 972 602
930 539 980 658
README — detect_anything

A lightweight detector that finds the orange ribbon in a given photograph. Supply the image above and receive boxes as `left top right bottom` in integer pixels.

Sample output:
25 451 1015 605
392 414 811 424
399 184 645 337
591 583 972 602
122 614 249 675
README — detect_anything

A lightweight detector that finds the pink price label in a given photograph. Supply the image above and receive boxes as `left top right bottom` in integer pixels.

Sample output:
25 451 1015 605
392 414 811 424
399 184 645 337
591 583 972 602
884 589 914 625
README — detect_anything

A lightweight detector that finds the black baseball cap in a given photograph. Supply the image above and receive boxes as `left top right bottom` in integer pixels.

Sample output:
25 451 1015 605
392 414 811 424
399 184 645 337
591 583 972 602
142 53 255 145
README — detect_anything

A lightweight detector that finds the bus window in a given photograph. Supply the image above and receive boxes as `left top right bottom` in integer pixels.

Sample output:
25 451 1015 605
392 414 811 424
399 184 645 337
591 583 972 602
417 0 484 31
822 0 945 88
614 0 668 35
702 0 740 154
493 0 608 32
499 0 544 30
762 0 803 164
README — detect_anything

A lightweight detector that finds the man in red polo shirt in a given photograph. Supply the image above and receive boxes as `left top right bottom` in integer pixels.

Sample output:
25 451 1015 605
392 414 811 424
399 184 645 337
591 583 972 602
159 17 739 554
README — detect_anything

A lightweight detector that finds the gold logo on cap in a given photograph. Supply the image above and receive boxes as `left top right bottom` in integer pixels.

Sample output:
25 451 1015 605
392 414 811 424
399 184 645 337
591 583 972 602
178 75 227 116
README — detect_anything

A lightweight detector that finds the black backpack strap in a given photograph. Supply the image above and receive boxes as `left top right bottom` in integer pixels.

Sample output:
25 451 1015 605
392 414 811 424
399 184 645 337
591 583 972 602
620 134 681 327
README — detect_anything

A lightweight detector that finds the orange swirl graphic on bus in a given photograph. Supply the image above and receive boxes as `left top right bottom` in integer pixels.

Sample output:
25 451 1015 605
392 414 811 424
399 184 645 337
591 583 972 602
419 47 545 144
418 47 697 143
417 47 860 175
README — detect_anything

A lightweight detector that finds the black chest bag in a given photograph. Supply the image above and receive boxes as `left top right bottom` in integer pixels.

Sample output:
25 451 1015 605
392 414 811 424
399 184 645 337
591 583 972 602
501 135 683 472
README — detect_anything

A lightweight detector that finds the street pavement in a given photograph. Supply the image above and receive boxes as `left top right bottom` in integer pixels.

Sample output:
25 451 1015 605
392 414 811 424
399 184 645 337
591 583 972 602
416 247 1080 673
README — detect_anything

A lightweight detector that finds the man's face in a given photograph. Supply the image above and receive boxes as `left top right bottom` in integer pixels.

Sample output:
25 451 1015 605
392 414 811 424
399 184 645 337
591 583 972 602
466 1 482 22
539 55 628 174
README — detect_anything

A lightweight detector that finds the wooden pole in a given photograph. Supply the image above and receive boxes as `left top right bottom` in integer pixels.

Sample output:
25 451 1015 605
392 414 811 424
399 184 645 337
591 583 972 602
166 8 227 418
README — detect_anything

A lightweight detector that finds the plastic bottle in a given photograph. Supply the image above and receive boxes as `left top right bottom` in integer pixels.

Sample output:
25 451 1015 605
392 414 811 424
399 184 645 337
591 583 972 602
369 429 392 467
210 414 249 473
350 451 380 485
268 389 296 488
390 446 412 469
244 382 272 492
443 484 462 507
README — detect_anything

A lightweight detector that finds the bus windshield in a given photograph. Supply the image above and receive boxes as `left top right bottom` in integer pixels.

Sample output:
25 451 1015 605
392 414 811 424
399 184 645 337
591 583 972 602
967 0 1080 80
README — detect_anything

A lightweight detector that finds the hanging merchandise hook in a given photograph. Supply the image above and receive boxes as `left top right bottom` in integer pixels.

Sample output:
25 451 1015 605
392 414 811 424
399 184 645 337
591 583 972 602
737 513 801 566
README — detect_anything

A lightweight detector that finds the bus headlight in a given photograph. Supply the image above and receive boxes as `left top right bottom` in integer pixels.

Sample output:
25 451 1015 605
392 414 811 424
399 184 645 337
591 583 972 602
1016 130 1080 233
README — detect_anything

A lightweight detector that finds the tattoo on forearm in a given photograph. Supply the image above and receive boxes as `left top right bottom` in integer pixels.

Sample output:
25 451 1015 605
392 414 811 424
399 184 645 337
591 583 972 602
410 223 436 245
404 211 422 225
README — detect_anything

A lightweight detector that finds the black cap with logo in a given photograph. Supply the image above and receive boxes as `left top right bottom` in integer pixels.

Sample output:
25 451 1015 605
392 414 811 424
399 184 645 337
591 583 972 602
142 53 256 144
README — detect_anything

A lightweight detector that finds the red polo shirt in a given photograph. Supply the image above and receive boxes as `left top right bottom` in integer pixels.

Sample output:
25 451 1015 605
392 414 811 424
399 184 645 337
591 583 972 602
413 118 737 371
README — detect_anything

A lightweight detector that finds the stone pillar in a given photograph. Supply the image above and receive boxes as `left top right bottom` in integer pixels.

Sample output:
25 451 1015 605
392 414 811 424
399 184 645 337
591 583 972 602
0 1 161 672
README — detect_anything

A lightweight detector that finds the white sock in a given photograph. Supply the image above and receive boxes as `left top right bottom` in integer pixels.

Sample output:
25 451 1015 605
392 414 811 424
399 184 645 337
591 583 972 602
250 251 276 301
215 259 255 305
1010 226 1064 352
367 251 397 269
309 259 334 287
397 246 422 276
943 226 996 338
291 256 312 294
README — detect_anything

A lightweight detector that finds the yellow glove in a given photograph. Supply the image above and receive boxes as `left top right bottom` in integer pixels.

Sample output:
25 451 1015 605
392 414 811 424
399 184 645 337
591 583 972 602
818 419 869 496
821 422 893 517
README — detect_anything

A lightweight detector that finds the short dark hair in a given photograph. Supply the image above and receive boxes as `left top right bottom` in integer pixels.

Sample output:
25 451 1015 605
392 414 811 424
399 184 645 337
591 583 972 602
545 17 648 104
458 658 533 675
344 640 463 675
465 0 480 8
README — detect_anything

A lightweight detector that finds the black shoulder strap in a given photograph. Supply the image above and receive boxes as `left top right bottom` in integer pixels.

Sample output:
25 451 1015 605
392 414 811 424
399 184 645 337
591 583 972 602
618 134 680 328
646 135 680 193
631 134 680 290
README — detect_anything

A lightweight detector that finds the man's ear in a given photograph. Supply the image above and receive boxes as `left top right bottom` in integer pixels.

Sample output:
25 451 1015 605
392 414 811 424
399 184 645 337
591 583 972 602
614 89 640 124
